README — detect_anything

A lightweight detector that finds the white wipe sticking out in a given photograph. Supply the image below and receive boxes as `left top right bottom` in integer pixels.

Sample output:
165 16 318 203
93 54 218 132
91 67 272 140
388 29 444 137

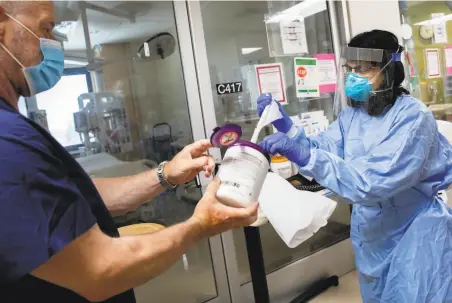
251 100 283 143
259 172 337 248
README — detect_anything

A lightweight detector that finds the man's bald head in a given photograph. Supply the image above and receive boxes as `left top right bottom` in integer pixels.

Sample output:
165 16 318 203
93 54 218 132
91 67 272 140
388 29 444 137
0 1 41 17
0 1 56 99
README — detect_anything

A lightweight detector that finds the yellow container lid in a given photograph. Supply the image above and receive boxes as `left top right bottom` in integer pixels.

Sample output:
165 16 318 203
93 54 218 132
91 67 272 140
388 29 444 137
271 154 289 163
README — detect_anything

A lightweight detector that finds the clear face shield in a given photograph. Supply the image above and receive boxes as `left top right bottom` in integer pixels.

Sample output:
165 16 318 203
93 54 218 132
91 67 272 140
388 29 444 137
333 46 402 116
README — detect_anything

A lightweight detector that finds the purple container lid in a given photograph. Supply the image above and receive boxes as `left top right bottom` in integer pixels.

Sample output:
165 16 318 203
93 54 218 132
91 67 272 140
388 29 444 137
210 124 270 162
233 140 264 153
210 124 242 148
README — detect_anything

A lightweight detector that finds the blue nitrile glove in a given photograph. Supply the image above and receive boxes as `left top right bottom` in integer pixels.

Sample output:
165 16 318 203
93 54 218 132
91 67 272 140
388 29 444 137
257 93 294 134
259 132 311 167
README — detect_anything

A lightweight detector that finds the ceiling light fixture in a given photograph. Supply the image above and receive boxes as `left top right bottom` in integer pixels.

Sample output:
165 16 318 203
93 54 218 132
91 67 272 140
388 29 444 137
265 0 327 24
242 47 263 55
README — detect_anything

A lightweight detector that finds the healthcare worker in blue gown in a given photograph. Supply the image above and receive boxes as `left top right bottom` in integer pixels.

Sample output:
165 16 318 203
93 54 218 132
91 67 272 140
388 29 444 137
258 30 452 303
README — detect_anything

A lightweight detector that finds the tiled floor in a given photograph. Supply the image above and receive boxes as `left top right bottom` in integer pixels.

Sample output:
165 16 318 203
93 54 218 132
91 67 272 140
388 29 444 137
308 271 362 303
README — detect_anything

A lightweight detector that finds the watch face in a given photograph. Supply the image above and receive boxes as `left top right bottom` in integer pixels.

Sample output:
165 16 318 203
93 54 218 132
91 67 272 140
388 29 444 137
420 25 434 40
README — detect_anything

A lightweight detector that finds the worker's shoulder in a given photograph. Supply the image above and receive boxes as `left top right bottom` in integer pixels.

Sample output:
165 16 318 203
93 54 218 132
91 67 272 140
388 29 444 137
395 95 430 115
0 110 51 155
393 95 436 128
0 108 30 129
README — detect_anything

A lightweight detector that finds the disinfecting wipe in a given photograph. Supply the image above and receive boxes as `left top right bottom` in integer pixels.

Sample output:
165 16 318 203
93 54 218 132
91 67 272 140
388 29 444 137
210 124 270 226
251 99 283 143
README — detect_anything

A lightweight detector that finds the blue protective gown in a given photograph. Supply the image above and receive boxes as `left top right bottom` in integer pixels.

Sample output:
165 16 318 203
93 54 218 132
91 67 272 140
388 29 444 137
298 95 452 303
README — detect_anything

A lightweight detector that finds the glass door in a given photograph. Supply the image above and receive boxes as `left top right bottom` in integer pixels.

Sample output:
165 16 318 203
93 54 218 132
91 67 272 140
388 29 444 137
187 1 355 302
27 1 230 302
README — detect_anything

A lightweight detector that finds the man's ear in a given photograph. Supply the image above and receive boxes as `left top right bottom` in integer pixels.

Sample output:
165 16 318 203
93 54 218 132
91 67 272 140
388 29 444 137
0 6 8 43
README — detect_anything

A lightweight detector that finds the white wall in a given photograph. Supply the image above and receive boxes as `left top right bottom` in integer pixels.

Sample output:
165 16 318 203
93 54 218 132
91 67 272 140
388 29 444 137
347 0 402 41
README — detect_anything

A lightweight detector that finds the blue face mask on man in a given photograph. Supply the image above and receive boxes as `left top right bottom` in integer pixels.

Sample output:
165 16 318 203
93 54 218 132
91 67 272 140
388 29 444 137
0 13 64 96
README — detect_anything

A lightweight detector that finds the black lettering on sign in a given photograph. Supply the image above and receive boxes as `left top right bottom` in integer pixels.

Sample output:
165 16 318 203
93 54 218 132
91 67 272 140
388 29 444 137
216 82 243 95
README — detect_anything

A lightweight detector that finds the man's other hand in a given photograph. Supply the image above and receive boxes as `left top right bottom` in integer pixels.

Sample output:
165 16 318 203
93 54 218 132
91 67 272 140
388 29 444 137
190 178 259 237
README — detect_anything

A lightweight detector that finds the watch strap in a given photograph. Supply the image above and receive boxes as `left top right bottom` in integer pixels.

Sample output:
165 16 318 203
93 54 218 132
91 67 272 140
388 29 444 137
157 161 176 189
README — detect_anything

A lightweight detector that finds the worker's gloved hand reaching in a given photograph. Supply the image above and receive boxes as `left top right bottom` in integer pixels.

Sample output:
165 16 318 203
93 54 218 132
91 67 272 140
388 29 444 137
259 132 311 167
257 93 294 134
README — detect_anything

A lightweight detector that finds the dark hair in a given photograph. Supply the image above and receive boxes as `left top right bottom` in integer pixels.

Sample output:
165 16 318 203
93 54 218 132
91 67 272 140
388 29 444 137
347 30 409 115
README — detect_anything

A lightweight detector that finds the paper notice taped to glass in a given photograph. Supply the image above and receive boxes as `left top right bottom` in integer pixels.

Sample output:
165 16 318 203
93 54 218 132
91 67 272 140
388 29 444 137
432 13 448 44
445 46 452 76
294 57 320 98
280 18 308 55
313 54 337 93
255 63 287 104
426 48 441 78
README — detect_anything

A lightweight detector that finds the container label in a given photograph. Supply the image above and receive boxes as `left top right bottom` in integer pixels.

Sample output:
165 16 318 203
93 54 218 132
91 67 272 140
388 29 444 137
219 150 267 202
222 181 241 189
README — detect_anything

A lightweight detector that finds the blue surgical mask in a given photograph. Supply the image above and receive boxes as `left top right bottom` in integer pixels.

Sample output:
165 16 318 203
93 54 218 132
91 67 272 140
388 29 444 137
0 13 64 96
344 72 373 102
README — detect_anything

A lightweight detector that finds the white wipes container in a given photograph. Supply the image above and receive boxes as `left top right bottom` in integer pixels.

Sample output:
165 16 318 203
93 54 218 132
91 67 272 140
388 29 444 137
210 124 270 226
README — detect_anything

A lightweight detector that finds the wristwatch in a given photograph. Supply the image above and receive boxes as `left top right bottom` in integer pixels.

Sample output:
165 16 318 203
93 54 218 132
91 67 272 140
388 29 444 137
157 161 176 189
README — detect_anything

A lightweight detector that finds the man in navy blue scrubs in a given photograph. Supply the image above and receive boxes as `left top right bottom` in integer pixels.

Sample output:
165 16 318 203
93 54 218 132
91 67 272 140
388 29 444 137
0 2 258 302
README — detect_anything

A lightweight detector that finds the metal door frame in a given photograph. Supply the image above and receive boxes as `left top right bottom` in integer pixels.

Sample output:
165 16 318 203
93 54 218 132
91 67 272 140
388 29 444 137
174 2 232 302
184 1 355 302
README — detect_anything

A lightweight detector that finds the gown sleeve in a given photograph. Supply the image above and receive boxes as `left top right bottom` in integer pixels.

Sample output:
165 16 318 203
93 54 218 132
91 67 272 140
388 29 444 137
299 108 437 204
303 108 352 158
